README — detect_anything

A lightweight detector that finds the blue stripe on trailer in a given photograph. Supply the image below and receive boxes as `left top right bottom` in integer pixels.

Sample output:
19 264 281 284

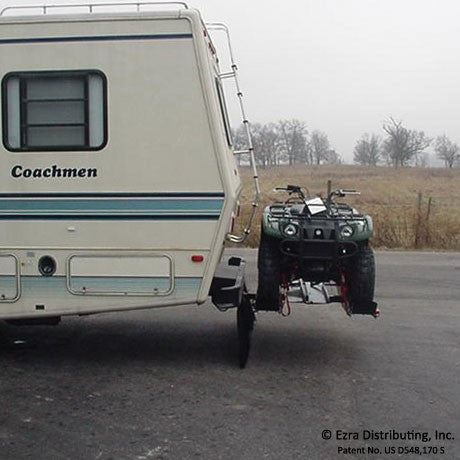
0 192 225 198
0 215 220 221
0 34 193 45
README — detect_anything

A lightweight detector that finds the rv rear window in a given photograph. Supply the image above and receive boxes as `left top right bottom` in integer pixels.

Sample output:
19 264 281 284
2 70 107 152
215 78 233 147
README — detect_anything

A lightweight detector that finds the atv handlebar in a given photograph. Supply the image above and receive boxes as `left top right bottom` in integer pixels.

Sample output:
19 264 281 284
274 185 307 200
328 189 361 200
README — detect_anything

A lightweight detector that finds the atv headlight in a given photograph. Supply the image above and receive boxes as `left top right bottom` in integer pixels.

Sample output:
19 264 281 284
355 220 365 232
283 223 298 237
340 225 354 238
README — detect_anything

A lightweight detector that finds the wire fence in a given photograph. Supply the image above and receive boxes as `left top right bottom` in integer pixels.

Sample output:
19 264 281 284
355 192 459 249
236 191 460 250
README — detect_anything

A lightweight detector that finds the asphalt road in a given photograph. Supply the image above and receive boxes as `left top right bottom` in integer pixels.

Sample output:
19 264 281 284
0 250 459 460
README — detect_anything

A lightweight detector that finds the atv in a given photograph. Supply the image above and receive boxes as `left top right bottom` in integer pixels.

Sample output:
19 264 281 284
256 184 378 316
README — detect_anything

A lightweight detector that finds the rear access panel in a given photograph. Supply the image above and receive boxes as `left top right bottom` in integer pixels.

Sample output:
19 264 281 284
67 253 174 296
0 254 20 301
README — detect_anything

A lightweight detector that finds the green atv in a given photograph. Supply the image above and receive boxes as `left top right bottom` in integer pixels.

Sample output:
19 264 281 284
256 184 378 316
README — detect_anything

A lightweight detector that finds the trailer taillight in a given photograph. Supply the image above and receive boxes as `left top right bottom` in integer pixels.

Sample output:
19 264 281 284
191 255 204 263
230 202 240 233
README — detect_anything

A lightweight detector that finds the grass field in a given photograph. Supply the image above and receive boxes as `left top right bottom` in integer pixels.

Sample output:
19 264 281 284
234 164 460 250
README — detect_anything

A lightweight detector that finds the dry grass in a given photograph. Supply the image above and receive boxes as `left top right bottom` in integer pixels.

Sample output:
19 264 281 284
233 164 460 250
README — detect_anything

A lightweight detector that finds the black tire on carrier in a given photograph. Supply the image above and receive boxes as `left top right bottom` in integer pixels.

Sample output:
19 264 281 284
347 242 376 313
237 291 255 369
256 231 281 311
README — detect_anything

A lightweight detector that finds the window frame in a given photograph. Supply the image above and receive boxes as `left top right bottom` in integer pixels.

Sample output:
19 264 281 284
215 77 233 147
2 70 108 153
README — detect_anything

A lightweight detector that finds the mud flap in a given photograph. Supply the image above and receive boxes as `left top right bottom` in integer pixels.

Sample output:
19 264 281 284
210 256 246 311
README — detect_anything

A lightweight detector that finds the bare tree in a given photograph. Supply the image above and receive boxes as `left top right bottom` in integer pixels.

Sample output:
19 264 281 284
251 122 281 167
434 134 460 168
353 133 381 166
277 119 309 165
310 130 330 165
382 117 431 168
413 152 430 168
323 149 341 164
234 120 338 167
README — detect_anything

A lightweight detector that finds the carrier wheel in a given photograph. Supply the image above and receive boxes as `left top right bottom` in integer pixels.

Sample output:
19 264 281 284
237 294 255 368
256 232 281 311
347 242 376 313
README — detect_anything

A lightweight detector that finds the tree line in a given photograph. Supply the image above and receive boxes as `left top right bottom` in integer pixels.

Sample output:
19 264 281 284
233 119 340 167
234 117 459 168
354 117 460 168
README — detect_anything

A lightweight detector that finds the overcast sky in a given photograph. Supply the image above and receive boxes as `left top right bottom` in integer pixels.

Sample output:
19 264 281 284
2 0 459 162
190 0 460 162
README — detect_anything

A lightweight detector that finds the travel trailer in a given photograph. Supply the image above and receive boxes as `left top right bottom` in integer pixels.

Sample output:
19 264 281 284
0 2 259 354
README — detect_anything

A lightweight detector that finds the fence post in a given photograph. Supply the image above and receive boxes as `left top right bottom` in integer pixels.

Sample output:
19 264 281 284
425 196 432 246
415 191 423 248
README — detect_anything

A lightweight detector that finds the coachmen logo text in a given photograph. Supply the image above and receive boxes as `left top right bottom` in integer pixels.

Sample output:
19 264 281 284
11 165 98 178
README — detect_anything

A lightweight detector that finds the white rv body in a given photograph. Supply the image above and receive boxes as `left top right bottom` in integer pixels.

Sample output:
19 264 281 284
0 5 244 320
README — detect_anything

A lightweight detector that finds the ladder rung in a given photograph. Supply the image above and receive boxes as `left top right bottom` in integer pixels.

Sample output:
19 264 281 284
219 71 236 79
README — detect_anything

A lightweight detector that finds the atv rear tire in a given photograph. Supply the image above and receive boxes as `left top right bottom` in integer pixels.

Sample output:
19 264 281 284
256 231 281 311
347 242 375 309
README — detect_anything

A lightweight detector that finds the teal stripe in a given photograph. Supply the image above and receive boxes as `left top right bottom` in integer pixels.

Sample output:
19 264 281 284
0 199 224 216
11 276 202 299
